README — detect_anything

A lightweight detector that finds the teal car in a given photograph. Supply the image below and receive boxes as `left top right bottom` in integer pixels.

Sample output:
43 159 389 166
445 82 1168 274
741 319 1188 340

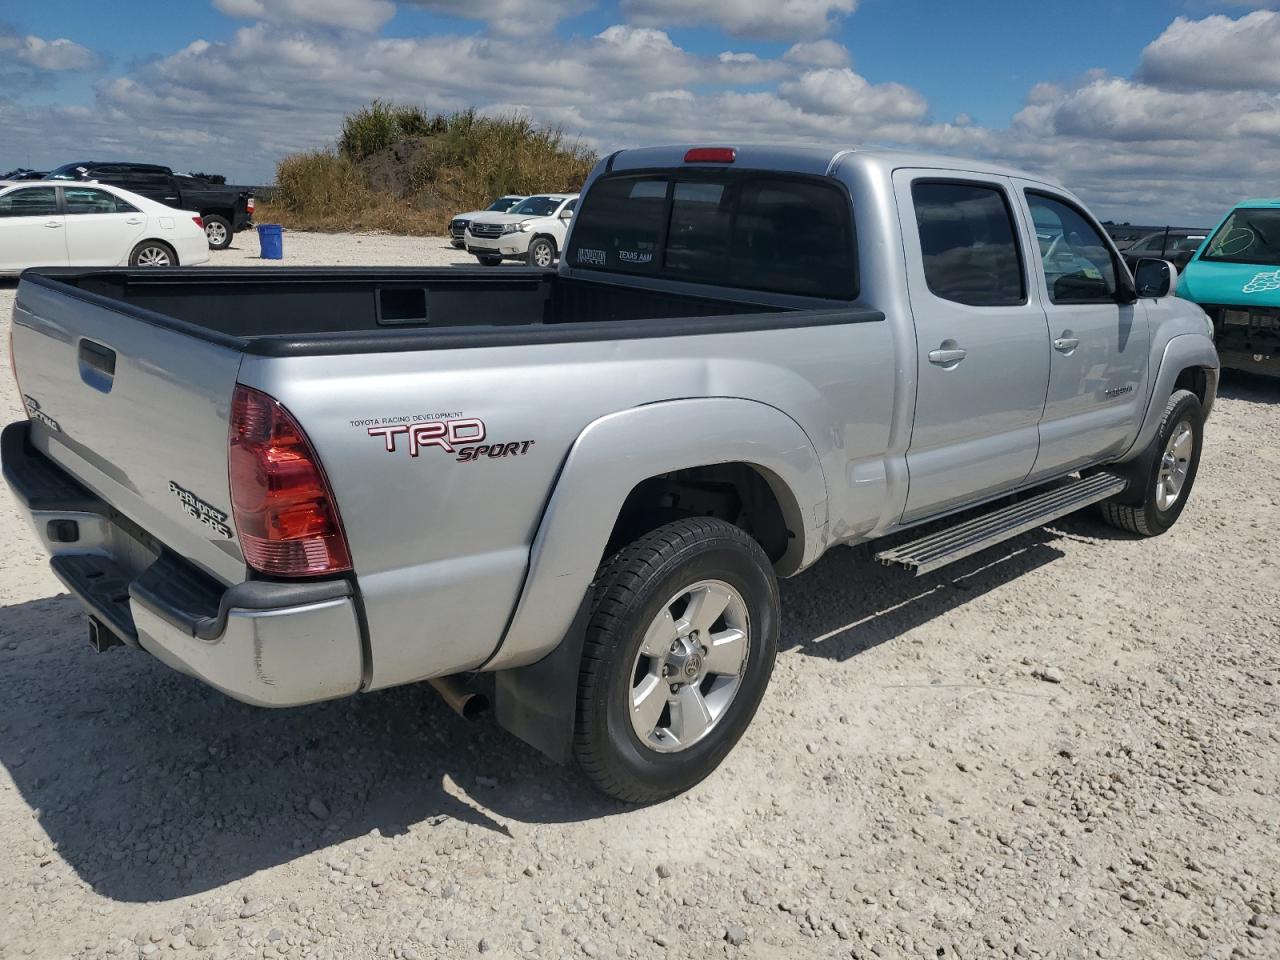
1179 198 1280 376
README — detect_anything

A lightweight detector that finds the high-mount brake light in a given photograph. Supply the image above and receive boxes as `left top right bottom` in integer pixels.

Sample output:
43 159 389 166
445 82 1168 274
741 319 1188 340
228 384 352 577
684 147 737 164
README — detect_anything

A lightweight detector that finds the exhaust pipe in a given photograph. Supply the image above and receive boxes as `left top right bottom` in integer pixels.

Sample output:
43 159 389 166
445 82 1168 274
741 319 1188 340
428 675 489 720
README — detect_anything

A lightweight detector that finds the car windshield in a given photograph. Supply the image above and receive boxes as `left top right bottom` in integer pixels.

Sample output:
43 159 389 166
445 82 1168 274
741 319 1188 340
487 197 521 212
1201 208 1280 266
510 197 562 217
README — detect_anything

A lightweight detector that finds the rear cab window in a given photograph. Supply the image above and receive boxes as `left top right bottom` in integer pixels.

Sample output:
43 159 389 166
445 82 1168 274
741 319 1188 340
568 171 857 299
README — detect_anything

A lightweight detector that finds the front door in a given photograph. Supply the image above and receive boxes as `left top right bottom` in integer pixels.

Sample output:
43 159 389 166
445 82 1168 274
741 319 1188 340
0 187 67 273
1017 186 1150 481
895 171 1051 522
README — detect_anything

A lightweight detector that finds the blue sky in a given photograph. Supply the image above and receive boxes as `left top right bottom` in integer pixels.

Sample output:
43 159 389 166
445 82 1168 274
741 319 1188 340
3 1 1278 222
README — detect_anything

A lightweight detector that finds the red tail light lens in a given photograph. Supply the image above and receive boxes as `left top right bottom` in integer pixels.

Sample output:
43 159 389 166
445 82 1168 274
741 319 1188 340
193 216 204 230
247 197 255 214
684 147 737 164
228 384 352 577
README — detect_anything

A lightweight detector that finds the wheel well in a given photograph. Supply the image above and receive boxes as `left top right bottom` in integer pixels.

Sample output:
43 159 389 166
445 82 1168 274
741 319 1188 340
201 209 232 222
605 463 795 568
132 239 178 264
531 234 557 253
1173 366 1210 406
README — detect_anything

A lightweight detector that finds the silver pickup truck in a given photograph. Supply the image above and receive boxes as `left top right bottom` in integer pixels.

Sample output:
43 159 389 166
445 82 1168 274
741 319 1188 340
3 145 1218 803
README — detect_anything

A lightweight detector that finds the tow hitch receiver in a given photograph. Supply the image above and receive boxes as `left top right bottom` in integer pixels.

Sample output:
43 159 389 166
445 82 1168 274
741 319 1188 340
87 616 125 653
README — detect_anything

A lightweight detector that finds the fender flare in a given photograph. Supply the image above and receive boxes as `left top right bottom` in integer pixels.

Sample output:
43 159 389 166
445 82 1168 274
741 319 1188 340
1119 333 1219 463
486 397 828 674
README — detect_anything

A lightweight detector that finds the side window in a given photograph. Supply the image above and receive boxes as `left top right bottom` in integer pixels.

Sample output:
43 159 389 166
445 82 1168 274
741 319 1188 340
912 181 1025 307
64 187 138 215
1026 192 1118 304
0 187 59 218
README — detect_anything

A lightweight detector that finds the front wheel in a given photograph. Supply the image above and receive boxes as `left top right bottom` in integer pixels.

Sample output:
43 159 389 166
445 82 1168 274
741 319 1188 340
575 518 779 804
129 240 177 267
528 237 556 269
1100 388 1203 536
203 214 232 250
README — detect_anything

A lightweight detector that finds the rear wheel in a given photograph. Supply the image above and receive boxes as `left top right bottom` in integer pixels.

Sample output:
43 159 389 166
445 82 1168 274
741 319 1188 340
1100 389 1203 536
528 237 556 269
129 240 177 267
575 518 779 804
203 215 232 250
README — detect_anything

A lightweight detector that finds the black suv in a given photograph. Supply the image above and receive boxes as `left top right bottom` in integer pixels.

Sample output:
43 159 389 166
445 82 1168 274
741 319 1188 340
47 161 254 250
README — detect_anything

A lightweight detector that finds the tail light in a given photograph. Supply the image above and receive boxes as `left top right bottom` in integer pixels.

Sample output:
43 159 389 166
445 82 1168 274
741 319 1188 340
684 147 737 164
247 196 255 215
228 384 352 577
192 216 204 230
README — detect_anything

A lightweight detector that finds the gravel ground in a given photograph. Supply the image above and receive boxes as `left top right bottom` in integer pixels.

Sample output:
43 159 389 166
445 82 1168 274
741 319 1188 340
1 233 1278 960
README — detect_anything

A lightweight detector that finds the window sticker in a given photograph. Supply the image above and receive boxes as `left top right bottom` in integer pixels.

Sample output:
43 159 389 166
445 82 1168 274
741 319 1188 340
577 248 607 266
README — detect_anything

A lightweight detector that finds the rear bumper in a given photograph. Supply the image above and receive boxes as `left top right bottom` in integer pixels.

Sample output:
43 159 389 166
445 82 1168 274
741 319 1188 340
1 421 364 707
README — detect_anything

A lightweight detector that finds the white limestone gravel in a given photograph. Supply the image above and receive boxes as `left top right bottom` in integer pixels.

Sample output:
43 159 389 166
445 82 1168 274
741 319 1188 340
0 232 1277 960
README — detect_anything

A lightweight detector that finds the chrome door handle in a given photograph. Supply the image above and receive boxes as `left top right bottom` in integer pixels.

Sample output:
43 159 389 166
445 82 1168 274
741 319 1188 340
928 347 967 366
44 220 63 229
1053 337 1080 353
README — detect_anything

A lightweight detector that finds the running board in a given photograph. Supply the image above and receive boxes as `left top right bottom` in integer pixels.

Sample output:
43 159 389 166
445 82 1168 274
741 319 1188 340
875 473 1127 576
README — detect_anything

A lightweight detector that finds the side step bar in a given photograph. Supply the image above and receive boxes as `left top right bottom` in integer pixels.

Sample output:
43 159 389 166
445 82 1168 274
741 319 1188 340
875 472 1127 576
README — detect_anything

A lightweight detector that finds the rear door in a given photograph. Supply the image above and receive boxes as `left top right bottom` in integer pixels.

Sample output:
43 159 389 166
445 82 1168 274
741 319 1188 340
62 186 147 266
1016 186 1149 481
895 171 1051 521
0 186 67 272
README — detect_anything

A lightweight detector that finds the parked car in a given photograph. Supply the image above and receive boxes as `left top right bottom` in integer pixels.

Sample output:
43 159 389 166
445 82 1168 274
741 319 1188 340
449 195 526 248
0 168 48 181
3 145 1217 803
1178 198 1280 377
0 180 209 276
1120 227 1209 274
465 193 577 266
46 161 253 250
1103 224 1158 251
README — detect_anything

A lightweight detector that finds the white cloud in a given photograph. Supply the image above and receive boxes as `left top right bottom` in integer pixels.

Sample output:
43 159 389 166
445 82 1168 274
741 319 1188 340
212 0 396 32
1138 11 1280 92
403 0 595 36
621 0 857 40
783 39 851 68
779 68 927 121
0 31 98 72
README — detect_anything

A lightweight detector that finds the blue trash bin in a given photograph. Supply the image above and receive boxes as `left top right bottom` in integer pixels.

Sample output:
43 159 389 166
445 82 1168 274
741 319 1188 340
257 224 284 260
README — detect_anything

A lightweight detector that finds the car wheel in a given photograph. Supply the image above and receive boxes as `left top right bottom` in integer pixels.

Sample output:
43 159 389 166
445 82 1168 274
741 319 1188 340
574 517 779 804
528 237 556 269
1100 389 1203 536
203 215 232 250
129 241 178 267
477 255 502 267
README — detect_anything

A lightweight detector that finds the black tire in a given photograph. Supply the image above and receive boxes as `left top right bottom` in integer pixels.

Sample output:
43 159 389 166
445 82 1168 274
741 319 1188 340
527 236 556 269
477 255 502 267
129 240 178 267
1100 389 1203 536
203 214 232 250
575 518 779 804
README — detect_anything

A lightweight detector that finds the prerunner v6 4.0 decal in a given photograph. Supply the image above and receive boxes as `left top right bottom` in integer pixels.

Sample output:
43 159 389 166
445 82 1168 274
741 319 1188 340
356 414 534 463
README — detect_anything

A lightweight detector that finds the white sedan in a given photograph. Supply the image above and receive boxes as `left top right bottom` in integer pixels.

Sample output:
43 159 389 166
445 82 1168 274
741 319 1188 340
0 180 210 276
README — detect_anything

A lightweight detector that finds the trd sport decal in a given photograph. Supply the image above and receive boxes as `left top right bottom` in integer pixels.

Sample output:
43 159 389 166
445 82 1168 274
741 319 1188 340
363 416 534 463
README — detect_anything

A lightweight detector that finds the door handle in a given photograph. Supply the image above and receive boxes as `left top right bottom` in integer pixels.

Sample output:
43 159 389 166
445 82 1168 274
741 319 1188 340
928 347 967 366
44 220 63 229
1053 337 1080 353
125 217 144 224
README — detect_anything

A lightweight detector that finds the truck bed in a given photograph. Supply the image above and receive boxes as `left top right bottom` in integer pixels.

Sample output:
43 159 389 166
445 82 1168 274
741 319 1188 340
20 267 866 357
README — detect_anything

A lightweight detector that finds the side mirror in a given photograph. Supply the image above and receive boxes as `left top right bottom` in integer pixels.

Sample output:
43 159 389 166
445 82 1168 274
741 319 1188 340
1134 258 1177 299
559 208 573 220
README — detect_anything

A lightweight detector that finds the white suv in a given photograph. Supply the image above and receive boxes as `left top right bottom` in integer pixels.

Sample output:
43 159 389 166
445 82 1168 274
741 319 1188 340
465 194 578 267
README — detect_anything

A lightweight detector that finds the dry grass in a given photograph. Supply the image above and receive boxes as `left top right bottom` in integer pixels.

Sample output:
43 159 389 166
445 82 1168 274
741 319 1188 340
267 106 596 235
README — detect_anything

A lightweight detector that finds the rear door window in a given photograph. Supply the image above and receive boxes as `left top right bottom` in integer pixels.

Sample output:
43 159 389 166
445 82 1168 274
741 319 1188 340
569 172 856 299
64 187 138 215
912 181 1026 307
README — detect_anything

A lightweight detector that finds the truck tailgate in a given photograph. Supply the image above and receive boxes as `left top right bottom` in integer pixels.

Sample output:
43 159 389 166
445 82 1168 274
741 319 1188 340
11 278 246 584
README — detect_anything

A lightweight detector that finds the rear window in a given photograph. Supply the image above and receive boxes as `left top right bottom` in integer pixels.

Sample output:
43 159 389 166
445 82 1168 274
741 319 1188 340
568 172 857 299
